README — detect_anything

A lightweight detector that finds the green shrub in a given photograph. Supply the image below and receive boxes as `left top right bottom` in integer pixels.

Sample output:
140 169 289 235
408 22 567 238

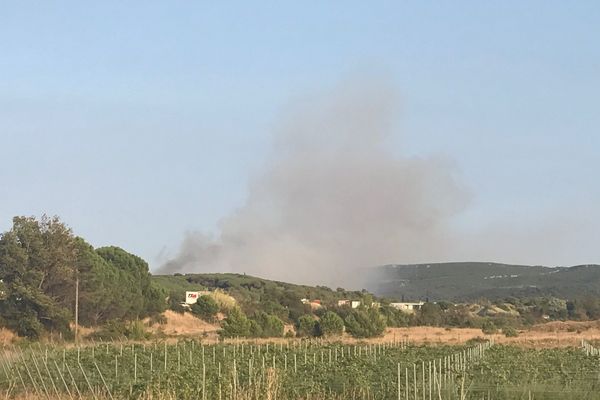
481 320 498 335
88 320 128 340
503 326 519 337
252 312 284 337
249 320 262 337
191 295 219 322
285 330 295 338
89 319 150 341
295 314 317 337
127 320 150 341
344 308 386 338
168 291 186 314
316 311 344 337
466 336 488 345
380 305 410 328
219 307 251 338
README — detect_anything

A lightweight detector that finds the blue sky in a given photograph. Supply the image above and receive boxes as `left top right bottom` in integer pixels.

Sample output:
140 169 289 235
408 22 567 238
1 2 599 270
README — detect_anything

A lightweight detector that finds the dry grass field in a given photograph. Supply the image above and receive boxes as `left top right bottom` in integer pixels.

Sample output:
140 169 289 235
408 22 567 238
149 312 600 347
152 311 600 347
5 311 600 349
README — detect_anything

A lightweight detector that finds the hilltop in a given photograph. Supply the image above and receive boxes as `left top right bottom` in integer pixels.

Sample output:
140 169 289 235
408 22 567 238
368 262 600 301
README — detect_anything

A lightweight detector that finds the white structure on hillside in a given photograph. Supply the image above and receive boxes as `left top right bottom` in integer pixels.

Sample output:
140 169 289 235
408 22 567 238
389 301 425 314
337 299 361 309
185 290 211 305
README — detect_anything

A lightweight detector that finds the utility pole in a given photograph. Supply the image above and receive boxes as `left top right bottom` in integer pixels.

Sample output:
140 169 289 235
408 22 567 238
75 273 79 342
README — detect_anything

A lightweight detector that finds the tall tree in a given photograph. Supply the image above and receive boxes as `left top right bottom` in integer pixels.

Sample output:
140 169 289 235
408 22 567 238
0 216 75 337
96 246 165 318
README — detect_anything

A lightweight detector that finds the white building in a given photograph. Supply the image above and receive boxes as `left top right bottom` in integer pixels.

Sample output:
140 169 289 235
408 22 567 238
389 302 425 314
185 290 211 305
337 299 362 309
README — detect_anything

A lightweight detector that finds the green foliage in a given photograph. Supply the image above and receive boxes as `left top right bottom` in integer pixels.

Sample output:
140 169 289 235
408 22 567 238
219 307 251 338
220 309 284 338
96 246 166 318
376 262 600 301
4 341 600 400
295 314 317 337
88 319 150 341
191 295 219 322
248 319 262 337
127 319 150 340
379 305 410 327
466 336 488 345
481 320 498 335
0 216 75 338
343 308 386 338
1 341 489 399
251 312 284 337
158 273 368 323
168 291 186 314
316 311 344 337
0 215 167 339
416 303 443 326
502 326 519 337
284 330 295 338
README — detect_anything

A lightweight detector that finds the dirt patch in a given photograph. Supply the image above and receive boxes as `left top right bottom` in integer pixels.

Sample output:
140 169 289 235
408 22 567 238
149 310 220 338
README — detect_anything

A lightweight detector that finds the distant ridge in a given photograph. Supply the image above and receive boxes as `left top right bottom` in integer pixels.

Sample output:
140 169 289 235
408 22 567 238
367 262 600 301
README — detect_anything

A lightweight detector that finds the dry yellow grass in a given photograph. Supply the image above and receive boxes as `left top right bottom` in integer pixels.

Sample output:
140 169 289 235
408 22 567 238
148 310 220 337
0 328 15 344
209 289 237 311
143 314 600 348
378 323 600 348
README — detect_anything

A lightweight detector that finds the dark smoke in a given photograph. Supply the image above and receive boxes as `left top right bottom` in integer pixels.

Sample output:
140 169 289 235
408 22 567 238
160 79 469 287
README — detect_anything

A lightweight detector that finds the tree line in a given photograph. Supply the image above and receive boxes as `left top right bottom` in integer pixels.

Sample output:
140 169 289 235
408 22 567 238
0 215 165 338
3 215 600 341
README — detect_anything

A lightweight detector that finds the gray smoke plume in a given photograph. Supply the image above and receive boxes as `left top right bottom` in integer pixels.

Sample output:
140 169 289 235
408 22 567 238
160 79 469 287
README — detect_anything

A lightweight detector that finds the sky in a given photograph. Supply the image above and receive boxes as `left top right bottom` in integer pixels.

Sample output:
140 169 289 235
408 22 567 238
1 2 599 276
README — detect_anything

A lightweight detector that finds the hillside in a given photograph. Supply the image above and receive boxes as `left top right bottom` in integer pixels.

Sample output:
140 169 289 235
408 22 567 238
368 262 600 301
152 273 374 321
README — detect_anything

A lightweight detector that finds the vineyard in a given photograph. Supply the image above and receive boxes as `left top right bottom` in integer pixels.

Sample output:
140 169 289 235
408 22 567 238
0 339 599 399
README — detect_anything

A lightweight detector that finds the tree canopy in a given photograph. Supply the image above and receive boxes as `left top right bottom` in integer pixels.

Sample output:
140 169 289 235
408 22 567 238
0 215 165 338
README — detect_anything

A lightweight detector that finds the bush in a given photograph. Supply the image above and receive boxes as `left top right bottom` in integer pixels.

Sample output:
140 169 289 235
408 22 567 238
219 307 251 338
285 330 295 338
127 320 150 341
466 336 488 345
13 312 46 340
502 326 519 337
481 320 498 335
344 308 386 338
296 315 317 337
168 291 186 314
416 303 444 326
191 295 219 322
249 319 262 337
380 305 410 328
89 320 150 341
252 312 284 337
210 290 237 312
316 312 344 337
